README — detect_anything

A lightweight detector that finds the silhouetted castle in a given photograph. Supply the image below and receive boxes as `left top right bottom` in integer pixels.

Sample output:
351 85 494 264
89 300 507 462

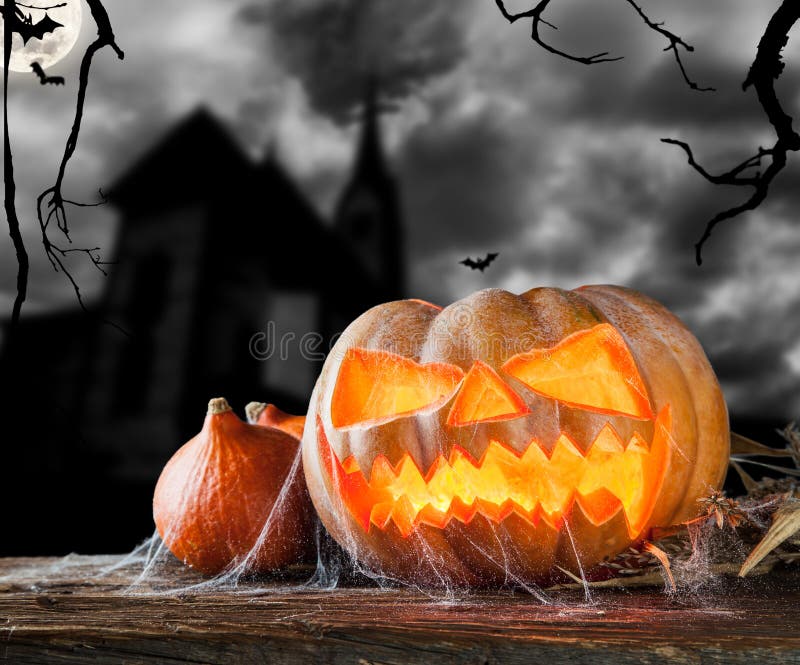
0 88 403 554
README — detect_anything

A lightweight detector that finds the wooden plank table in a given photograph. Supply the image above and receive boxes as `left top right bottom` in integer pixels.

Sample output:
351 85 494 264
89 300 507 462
1 555 799 664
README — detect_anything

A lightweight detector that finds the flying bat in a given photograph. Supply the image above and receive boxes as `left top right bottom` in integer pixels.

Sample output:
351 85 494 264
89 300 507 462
0 6 63 45
31 62 64 86
460 253 499 272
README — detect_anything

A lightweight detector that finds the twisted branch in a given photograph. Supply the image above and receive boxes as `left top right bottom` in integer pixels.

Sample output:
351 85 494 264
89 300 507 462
493 0 621 64
3 0 28 331
3 0 123 329
623 0 714 92
662 0 800 264
493 0 710 89
495 0 800 263
35 0 124 313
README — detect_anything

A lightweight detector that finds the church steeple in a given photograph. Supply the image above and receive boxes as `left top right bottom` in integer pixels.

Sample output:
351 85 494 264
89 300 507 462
354 78 389 182
334 79 404 301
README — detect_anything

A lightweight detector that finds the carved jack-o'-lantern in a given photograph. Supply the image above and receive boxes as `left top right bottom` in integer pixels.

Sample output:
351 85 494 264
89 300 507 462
302 286 729 585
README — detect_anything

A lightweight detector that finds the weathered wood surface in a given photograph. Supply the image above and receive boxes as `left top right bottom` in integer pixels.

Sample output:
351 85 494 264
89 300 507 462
1 555 800 664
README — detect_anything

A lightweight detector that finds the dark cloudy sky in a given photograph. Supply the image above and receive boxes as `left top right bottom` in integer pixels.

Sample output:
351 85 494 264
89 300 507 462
2 0 800 419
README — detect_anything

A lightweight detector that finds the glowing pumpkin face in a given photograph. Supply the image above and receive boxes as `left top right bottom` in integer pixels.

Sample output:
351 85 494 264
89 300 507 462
303 286 729 586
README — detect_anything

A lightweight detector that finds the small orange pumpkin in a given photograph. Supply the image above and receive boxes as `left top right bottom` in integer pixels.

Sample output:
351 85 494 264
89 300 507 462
246 402 307 440
153 398 314 574
303 286 730 586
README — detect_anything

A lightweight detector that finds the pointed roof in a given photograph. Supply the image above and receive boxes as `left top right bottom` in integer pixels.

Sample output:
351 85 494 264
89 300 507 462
110 108 251 211
334 78 399 223
351 77 392 185
333 78 404 300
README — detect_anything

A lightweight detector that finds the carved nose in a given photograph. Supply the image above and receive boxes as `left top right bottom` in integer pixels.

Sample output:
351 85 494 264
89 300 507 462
447 360 529 427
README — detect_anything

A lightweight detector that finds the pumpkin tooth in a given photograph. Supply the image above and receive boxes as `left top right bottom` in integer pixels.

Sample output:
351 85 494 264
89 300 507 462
575 488 624 526
320 406 672 539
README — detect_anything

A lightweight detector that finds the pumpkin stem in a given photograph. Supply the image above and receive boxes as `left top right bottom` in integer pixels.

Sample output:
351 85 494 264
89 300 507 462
245 401 267 424
208 397 232 415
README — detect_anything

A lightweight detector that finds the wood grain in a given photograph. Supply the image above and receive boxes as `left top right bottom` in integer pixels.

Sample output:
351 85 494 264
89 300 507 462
1 555 799 664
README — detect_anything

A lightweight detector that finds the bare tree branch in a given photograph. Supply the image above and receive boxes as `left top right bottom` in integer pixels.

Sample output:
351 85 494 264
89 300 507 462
493 0 709 87
495 0 800 263
663 0 800 264
35 0 124 312
661 139 765 186
494 0 621 64
3 0 29 332
3 0 123 329
622 0 714 92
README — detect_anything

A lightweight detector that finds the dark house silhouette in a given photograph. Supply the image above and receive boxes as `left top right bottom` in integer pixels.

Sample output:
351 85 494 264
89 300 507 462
0 90 404 555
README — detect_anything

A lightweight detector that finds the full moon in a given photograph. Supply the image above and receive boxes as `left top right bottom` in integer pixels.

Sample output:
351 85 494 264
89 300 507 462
0 1 82 73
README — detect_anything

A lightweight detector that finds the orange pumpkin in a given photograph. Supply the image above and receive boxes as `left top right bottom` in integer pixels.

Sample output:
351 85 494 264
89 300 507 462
303 286 729 586
154 398 314 574
247 401 307 440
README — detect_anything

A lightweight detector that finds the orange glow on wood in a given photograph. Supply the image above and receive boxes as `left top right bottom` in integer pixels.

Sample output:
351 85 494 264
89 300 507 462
447 360 530 426
502 323 654 419
331 348 464 429
318 406 672 540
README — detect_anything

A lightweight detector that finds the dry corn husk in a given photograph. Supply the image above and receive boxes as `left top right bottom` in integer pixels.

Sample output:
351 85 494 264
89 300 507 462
739 498 800 577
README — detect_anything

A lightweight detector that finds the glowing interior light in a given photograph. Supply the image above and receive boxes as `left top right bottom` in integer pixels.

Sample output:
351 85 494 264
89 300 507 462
447 360 530 426
318 406 672 540
502 323 654 419
331 348 464 429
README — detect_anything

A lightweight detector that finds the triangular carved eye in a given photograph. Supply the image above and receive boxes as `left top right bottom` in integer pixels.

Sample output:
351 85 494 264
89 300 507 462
331 348 464 429
447 361 530 427
501 324 654 419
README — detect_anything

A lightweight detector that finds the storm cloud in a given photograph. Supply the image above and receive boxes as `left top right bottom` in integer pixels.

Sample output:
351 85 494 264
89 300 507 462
240 0 471 122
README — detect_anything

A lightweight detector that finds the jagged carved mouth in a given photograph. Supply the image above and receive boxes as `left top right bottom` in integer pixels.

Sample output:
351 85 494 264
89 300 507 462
317 405 672 540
